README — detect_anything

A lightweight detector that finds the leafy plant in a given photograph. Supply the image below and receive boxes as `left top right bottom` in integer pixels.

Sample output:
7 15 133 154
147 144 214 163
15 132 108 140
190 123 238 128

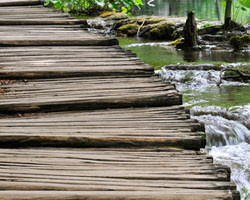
241 187 250 200
221 0 250 22
200 24 213 28
199 132 206 140
44 0 143 16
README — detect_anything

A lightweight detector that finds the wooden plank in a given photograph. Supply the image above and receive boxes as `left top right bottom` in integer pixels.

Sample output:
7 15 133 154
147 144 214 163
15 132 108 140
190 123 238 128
0 77 182 113
0 148 240 200
0 19 85 25
0 106 204 149
0 46 148 78
0 0 42 6
0 190 237 200
0 38 119 46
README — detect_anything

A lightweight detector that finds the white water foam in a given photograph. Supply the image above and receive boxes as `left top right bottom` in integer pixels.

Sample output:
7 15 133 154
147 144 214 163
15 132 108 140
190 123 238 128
158 68 249 91
123 42 171 48
210 143 250 200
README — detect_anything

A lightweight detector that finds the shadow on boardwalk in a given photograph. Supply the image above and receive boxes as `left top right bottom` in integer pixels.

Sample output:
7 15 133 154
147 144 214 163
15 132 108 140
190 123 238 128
0 0 240 199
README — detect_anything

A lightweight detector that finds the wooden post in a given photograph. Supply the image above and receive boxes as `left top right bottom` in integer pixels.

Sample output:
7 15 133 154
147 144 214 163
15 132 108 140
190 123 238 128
183 11 198 49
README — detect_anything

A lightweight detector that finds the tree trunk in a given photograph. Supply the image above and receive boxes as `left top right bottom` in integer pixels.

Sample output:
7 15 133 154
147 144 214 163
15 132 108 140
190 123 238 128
224 0 232 29
183 11 198 49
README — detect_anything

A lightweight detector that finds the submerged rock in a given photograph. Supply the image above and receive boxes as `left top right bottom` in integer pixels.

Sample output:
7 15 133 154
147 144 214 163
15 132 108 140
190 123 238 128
163 64 223 71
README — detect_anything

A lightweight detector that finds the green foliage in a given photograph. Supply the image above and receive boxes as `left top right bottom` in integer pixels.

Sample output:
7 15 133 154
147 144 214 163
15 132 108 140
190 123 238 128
199 132 206 140
238 0 250 8
241 187 250 200
200 24 213 28
44 0 143 15
221 0 250 22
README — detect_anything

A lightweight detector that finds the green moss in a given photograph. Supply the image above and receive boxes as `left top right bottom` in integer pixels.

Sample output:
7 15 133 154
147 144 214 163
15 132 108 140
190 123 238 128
230 35 250 49
149 22 174 40
198 25 223 35
241 34 250 43
230 35 241 49
129 16 166 25
74 14 92 20
117 24 140 36
166 38 184 48
237 64 250 74
224 70 240 76
106 13 128 20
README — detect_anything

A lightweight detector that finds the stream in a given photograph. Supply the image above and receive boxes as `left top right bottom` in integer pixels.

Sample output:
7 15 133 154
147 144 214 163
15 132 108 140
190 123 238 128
119 37 250 199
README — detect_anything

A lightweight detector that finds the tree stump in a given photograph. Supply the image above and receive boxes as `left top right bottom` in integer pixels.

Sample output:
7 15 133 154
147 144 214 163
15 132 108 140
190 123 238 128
183 11 198 49
224 0 232 30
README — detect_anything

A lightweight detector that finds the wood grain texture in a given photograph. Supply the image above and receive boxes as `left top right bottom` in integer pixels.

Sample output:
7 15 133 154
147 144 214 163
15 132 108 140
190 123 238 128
0 106 204 149
0 0 42 6
0 46 151 78
0 77 182 113
0 148 239 200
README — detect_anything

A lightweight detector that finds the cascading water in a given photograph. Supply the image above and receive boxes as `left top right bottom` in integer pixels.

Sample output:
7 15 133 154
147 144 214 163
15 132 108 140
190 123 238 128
158 67 250 200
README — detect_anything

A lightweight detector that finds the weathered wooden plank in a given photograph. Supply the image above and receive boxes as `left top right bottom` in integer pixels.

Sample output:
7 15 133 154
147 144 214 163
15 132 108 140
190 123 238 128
0 19 85 25
0 181 237 191
0 190 237 200
0 0 42 6
0 148 240 199
0 46 150 78
0 56 142 63
0 106 204 149
0 76 181 113
0 90 182 113
0 69 153 79
0 13 72 17
0 25 84 30
0 49 134 57
0 46 122 50
0 38 119 46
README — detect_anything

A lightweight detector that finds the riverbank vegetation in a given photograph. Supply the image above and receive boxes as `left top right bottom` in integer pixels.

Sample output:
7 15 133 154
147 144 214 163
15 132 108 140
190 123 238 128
44 0 143 15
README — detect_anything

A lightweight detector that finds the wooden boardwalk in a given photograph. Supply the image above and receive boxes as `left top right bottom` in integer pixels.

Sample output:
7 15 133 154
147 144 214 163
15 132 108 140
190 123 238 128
0 0 240 199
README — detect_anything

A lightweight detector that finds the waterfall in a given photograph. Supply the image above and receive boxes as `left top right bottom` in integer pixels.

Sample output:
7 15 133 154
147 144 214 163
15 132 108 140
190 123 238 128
159 68 250 200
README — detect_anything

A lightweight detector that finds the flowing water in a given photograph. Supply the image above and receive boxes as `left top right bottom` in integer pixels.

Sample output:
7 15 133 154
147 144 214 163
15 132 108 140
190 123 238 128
119 37 250 199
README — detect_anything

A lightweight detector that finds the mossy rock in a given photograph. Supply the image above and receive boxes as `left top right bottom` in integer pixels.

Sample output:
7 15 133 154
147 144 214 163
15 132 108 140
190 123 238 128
241 35 250 44
237 64 250 74
106 13 128 21
165 38 184 48
198 25 223 35
117 23 140 36
148 22 174 40
100 11 118 18
129 16 166 25
230 34 250 49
